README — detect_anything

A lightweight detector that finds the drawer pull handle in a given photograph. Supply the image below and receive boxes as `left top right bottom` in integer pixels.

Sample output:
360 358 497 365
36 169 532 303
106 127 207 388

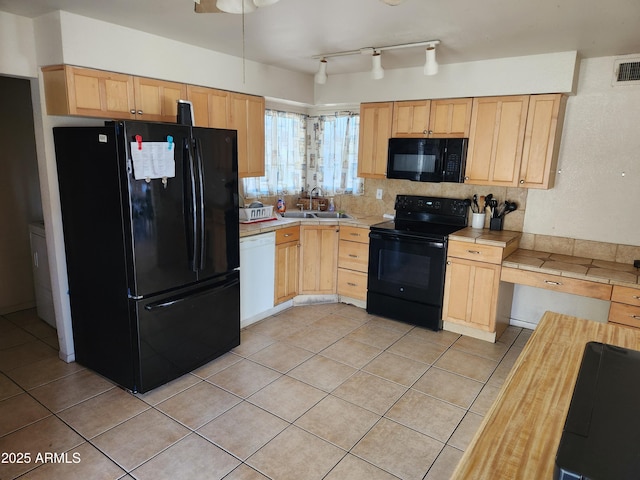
544 280 563 286
350 233 361 236
348 254 359 258
284 234 292 237
467 250 481 255
347 282 358 287
633 295 640 300
632 315 640 321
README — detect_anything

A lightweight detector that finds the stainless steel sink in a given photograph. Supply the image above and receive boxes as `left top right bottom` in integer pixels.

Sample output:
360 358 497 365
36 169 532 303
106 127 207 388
314 212 352 219
280 211 317 218
280 211 352 220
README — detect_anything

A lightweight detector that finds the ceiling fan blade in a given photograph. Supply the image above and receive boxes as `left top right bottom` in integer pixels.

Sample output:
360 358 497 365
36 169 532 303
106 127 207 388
194 0 222 13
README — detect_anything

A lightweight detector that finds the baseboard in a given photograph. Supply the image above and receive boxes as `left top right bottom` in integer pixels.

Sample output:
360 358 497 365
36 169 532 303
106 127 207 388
509 318 537 330
0 301 36 316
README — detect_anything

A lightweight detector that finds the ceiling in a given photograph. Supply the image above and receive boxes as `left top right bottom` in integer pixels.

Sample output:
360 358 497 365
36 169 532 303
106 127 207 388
1 0 639 76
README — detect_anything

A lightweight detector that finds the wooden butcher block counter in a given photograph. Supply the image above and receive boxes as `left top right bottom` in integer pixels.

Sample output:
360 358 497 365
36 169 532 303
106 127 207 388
452 311 640 479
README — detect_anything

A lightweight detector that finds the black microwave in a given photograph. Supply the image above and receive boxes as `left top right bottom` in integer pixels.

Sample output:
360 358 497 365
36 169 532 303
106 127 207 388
387 137 468 183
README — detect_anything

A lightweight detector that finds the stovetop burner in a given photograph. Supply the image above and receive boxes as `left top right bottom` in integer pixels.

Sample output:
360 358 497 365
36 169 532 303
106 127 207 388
370 194 469 240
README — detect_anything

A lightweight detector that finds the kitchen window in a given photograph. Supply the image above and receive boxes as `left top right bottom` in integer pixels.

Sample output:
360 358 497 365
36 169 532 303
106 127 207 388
242 110 361 197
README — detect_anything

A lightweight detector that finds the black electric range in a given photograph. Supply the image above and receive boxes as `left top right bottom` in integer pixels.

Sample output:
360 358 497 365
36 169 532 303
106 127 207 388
367 195 469 330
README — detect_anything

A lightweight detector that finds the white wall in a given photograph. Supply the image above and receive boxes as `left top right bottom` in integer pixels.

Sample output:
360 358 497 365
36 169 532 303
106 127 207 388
55 11 314 104
314 51 578 104
525 56 640 246
0 11 37 78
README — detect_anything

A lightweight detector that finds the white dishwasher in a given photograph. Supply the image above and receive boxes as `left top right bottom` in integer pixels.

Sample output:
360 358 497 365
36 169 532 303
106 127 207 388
239 232 275 327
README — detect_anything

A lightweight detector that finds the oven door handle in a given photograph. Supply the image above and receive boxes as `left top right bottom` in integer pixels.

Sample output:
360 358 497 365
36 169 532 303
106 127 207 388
370 232 445 249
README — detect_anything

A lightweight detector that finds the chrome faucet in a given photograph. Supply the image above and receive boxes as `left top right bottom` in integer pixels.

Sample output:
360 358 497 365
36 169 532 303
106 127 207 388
310 186 322 211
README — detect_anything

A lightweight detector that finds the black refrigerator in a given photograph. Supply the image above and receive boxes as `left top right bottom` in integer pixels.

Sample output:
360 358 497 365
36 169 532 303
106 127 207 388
53 121 240 393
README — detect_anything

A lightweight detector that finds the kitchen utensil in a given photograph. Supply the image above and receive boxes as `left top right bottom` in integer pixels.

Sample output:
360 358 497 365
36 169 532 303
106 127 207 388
472 194 479 213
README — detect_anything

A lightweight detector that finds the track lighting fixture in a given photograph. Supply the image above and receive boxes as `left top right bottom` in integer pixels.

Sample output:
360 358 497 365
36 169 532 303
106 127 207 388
315 58 328 84
371 50 384 80
424 42 439 76
313 39 441 84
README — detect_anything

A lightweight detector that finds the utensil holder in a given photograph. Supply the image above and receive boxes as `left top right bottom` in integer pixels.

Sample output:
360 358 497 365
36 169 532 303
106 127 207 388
471 213 485 229
490 217 504 231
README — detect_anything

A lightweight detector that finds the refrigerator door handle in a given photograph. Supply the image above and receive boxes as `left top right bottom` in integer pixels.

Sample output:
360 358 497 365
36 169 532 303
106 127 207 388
185 138 199 272
193 137 206 271
143 275 239 311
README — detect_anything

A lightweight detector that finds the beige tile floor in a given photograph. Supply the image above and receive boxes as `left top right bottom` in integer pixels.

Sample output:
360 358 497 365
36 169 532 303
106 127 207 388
0 304 531 480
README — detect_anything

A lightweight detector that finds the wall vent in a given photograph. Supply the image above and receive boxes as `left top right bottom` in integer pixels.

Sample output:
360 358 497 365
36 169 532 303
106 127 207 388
612 56 640 86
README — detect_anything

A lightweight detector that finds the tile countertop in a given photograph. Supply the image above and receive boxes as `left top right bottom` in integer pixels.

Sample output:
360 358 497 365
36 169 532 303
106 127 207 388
448 226 522 249
239 213 385 238
502 249 639 288
450 227 639 288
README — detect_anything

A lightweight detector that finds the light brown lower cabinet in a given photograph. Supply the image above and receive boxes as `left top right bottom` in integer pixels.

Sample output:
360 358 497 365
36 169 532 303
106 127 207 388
299 225 339 295
337 226 370 301
608 285 640 328
442 240 517 342
274 226 300 305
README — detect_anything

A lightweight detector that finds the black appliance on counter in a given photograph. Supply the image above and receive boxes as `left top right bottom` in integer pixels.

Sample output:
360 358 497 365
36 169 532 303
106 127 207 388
387 138 468 183
554 342 640 480
54 120 239 393
367 195 468 330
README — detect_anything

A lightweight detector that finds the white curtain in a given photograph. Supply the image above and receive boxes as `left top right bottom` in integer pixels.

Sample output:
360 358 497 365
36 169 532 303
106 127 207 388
243 109 306 197
242 109 362 198
308 113 363 196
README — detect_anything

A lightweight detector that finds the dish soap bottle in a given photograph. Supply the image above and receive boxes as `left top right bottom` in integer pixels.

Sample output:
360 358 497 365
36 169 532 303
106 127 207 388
328 198 335 212
276 198 286 213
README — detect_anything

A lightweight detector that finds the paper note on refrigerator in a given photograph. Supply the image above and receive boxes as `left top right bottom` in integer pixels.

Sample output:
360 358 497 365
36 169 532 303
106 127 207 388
130 141 176 182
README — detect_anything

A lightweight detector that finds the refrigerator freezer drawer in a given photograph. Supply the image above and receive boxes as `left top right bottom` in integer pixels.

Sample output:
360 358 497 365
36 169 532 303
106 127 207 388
134 271 240 393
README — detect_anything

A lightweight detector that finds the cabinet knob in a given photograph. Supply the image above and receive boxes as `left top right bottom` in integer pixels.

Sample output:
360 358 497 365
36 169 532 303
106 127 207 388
130 109 136 114
464 176 470 181
137 110 143 115
519 179 525 184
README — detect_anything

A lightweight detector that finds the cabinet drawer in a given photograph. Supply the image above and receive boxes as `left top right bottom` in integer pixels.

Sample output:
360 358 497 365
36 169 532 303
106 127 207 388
337 268 367 300
609 302 640 328
339 226 370 244
338 240 369 272
275 226 300 244
448 241 504 265
500 267 613 301
611 285 640 307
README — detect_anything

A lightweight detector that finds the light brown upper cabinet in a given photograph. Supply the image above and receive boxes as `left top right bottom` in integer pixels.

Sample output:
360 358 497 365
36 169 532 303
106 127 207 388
392 98 472 138
133 77 187 123
465 95 530 186
519 94 567 189
392 100 431 137
186 85 230 129
229 93 266 178
429 98 473 137
43 65 136 119
358 102 393 178
42 65 186 122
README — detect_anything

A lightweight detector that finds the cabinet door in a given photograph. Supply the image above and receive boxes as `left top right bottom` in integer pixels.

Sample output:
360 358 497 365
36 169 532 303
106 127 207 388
392 100 431 137
187 85 230 129
229 93 266 178
44 65 136 119
519 94 567 189
429 98 473 137
299 226 339 294
465 96 529 186
357 102 393 178
133 77 187 122
275 241 299 304
442 257 501 331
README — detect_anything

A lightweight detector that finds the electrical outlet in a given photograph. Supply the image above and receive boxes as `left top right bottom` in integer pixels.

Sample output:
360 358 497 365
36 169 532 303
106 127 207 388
376 188 383 200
